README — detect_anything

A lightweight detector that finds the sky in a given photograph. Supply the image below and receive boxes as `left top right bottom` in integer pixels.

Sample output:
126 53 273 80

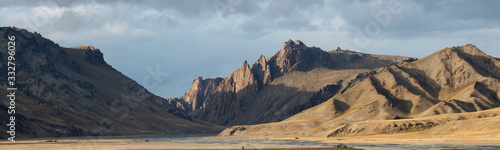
1 0 499 98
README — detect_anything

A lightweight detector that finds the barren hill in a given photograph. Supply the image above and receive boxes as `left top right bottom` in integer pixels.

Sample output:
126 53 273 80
0 27 223 138
220 44 500 137
169 39 412 126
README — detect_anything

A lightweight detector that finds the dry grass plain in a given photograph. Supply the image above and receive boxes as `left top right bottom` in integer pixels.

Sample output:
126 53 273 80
1 128 499 150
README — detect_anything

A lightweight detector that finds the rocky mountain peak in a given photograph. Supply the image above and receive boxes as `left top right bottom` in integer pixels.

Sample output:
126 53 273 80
196 76 204 81
241 60 250 70
452 44 488 57
294 40 305 45
282 39 307 50
335 47 342 52
252 55 272 86
230 60 257 93
429 44 485 59
422 44 495 66
268 39 330 78
258 54 266 62
402 44 500 91
284 39 294 45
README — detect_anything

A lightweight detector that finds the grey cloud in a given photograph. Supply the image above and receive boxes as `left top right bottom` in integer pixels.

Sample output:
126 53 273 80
335 0 500 38
238 0 325 33
0 0 73 7
7 0 324 35
240 17 311 33
261 0 324 19
211 0 263 17
416 0 500 20
275 17 312 30
42 9 99 33
240 19 267 32
4 0 263 18
89 0 263 18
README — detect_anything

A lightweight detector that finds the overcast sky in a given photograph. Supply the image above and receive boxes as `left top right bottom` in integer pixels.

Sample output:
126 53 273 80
1 0 499 98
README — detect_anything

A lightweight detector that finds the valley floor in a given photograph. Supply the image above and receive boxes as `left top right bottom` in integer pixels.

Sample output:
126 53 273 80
1 131 499 150
0 137 356 150
218 133 500 149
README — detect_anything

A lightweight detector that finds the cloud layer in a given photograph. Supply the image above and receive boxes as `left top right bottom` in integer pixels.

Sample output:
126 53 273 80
1 0 499 97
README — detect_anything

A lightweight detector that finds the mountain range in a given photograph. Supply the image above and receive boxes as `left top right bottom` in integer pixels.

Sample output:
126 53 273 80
168 39 413 126
2 27 499 140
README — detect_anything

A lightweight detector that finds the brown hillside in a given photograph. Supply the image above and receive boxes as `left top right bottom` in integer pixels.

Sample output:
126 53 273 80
220 44 500 137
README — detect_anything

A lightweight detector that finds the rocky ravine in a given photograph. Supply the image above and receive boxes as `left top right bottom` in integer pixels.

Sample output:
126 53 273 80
0 27 222 138
220 44 500 137
169 39 412 126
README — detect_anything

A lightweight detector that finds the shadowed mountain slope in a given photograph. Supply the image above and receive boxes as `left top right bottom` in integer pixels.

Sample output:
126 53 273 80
0 27 223 138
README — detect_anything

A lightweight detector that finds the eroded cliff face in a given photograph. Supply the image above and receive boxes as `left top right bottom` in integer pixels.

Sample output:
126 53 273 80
173 39 411 126
187 60 261 125
178 77 223 111
0 27 223 139
252 55 272 87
